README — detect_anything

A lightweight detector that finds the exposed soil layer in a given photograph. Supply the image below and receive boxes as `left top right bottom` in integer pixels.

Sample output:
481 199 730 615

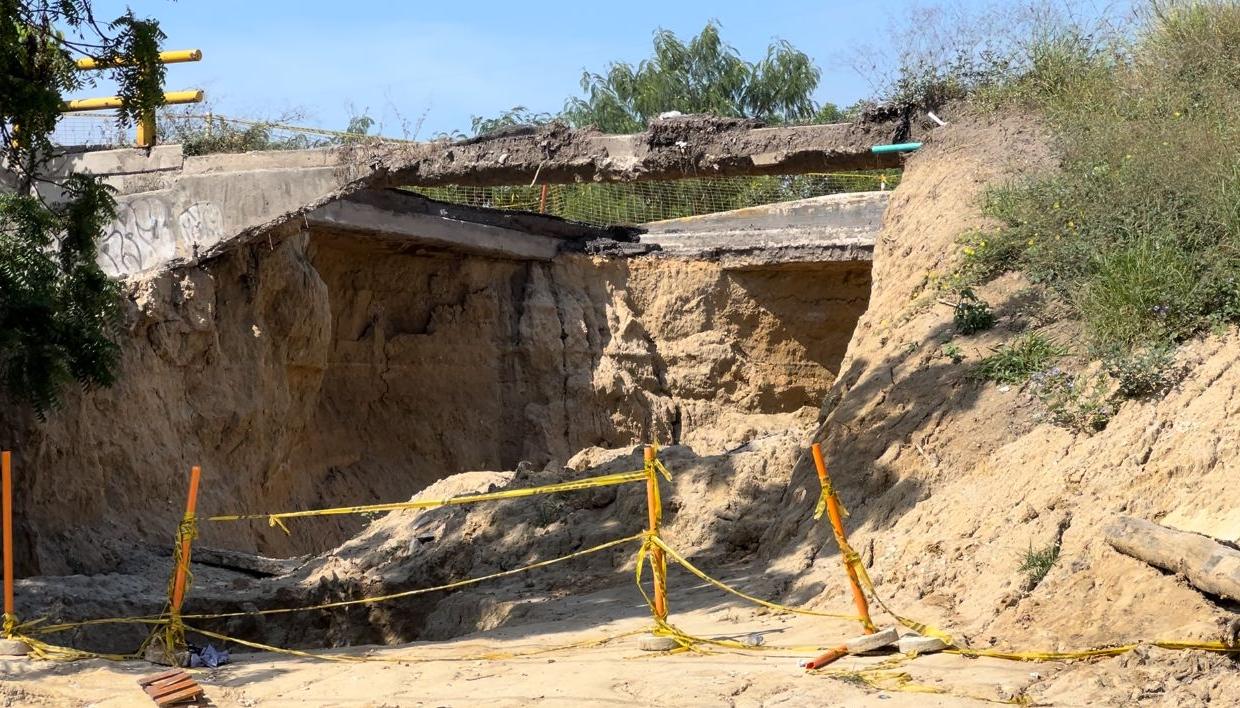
759 112 1239 657
0 229 869 574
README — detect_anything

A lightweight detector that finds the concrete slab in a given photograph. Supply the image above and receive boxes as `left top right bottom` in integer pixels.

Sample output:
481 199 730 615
307 199 563 261
7 116 913 278
641 191 886 267
898 635 949 654
845 627 900 654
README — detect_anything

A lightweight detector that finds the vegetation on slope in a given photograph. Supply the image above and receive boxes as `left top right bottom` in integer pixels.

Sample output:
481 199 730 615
902 1 1238 429
964 1 1239 359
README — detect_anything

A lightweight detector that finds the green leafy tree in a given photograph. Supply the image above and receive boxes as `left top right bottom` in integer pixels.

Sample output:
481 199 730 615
1 1 167 413
563 21 823 132
471 106 554 136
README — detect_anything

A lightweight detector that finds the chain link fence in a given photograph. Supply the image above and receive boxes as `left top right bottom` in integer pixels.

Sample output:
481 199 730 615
410 172 900 226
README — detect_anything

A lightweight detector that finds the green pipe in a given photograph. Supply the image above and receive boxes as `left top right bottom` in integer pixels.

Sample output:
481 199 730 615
871 142 923 154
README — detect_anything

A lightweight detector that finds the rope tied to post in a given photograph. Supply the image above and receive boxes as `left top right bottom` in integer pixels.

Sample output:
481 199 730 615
812 461 847 520
154 509 199 664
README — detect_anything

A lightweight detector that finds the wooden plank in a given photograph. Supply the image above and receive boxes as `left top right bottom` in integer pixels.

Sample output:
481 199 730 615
137 668 186 687
153 684 204 706
1105 515 1240 602
148 674 191 689
145 678 196 698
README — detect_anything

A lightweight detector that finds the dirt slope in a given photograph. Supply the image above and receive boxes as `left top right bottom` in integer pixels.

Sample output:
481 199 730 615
759 112 1238 660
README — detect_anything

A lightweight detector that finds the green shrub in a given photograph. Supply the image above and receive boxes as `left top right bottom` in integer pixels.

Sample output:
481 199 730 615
960 2 1240 361
1102 345 1180 398
1019 542 1061 585
1030 369 1114 433
941 342 965 363
973 333 1065 385
953 288 996 334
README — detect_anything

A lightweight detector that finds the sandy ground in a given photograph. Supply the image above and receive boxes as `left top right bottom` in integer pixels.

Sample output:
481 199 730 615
0 564 1189 708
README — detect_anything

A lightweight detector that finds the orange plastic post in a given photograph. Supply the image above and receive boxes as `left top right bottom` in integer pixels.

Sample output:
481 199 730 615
169 466 201 612
811 443 875 633
2 451 13 629
539 184 549 213
644 445 668 620
805 644 848 670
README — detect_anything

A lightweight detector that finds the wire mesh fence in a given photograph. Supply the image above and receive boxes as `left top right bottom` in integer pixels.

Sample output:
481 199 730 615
51 111 380 151
410 171 901 226
51 112 132 147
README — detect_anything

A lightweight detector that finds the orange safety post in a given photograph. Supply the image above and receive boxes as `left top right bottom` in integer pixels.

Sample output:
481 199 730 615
811 442 875 634
645 445 668 621
805 644 848 670
169 466 201 613
2 451 12 634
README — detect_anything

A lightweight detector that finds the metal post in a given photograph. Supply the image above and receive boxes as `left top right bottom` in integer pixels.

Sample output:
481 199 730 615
136 112 157 148
62 90 204 113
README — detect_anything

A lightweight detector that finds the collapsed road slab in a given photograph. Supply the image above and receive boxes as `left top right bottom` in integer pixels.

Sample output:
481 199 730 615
7 115 915 277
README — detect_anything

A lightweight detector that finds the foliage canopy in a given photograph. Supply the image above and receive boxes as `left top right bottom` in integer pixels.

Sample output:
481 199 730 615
473 22 840 136
1 0 167 413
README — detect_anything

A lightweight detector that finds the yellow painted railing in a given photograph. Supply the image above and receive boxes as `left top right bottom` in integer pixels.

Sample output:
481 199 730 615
67 49 204 147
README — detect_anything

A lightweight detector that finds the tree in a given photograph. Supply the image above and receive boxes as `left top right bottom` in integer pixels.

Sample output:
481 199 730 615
470 106 554 137
563 21 823 133
1 1 167 413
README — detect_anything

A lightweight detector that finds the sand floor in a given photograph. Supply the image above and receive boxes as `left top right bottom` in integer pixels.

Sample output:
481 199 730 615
0 568 1145 707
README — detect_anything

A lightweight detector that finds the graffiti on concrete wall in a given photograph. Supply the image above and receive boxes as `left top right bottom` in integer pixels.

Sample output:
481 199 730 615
99 197 175 275
177 201 224 248
98 197 225 276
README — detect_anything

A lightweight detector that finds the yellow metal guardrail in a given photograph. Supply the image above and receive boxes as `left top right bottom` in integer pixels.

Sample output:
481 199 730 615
61 90 204 113
73 49 202 70
65 49 204 147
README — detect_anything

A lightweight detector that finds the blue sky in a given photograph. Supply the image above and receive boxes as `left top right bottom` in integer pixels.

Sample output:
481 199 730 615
73 0 1132 138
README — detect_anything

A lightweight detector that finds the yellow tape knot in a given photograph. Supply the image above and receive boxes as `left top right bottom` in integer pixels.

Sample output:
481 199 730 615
268 515 291 535
813 478 848 521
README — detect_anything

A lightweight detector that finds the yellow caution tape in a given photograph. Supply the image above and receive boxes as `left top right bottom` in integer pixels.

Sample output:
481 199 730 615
814 484 1240 660
812 481 848 520
28 533 645 632
949 640 1240 662
18 447 1240 671
633 537 830 654
208 469 648 532
179 532 643 621
646 534 862 620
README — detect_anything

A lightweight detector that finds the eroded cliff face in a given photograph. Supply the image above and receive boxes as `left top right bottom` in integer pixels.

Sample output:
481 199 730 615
3 227 869 574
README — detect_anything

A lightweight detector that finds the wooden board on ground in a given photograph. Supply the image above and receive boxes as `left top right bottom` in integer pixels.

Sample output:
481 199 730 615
136 668 203 706
1105 515 1240 602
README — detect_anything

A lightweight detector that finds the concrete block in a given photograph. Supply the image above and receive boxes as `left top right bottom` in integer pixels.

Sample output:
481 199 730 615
898 634 949 654
844 626 899 654
637 635 681 651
